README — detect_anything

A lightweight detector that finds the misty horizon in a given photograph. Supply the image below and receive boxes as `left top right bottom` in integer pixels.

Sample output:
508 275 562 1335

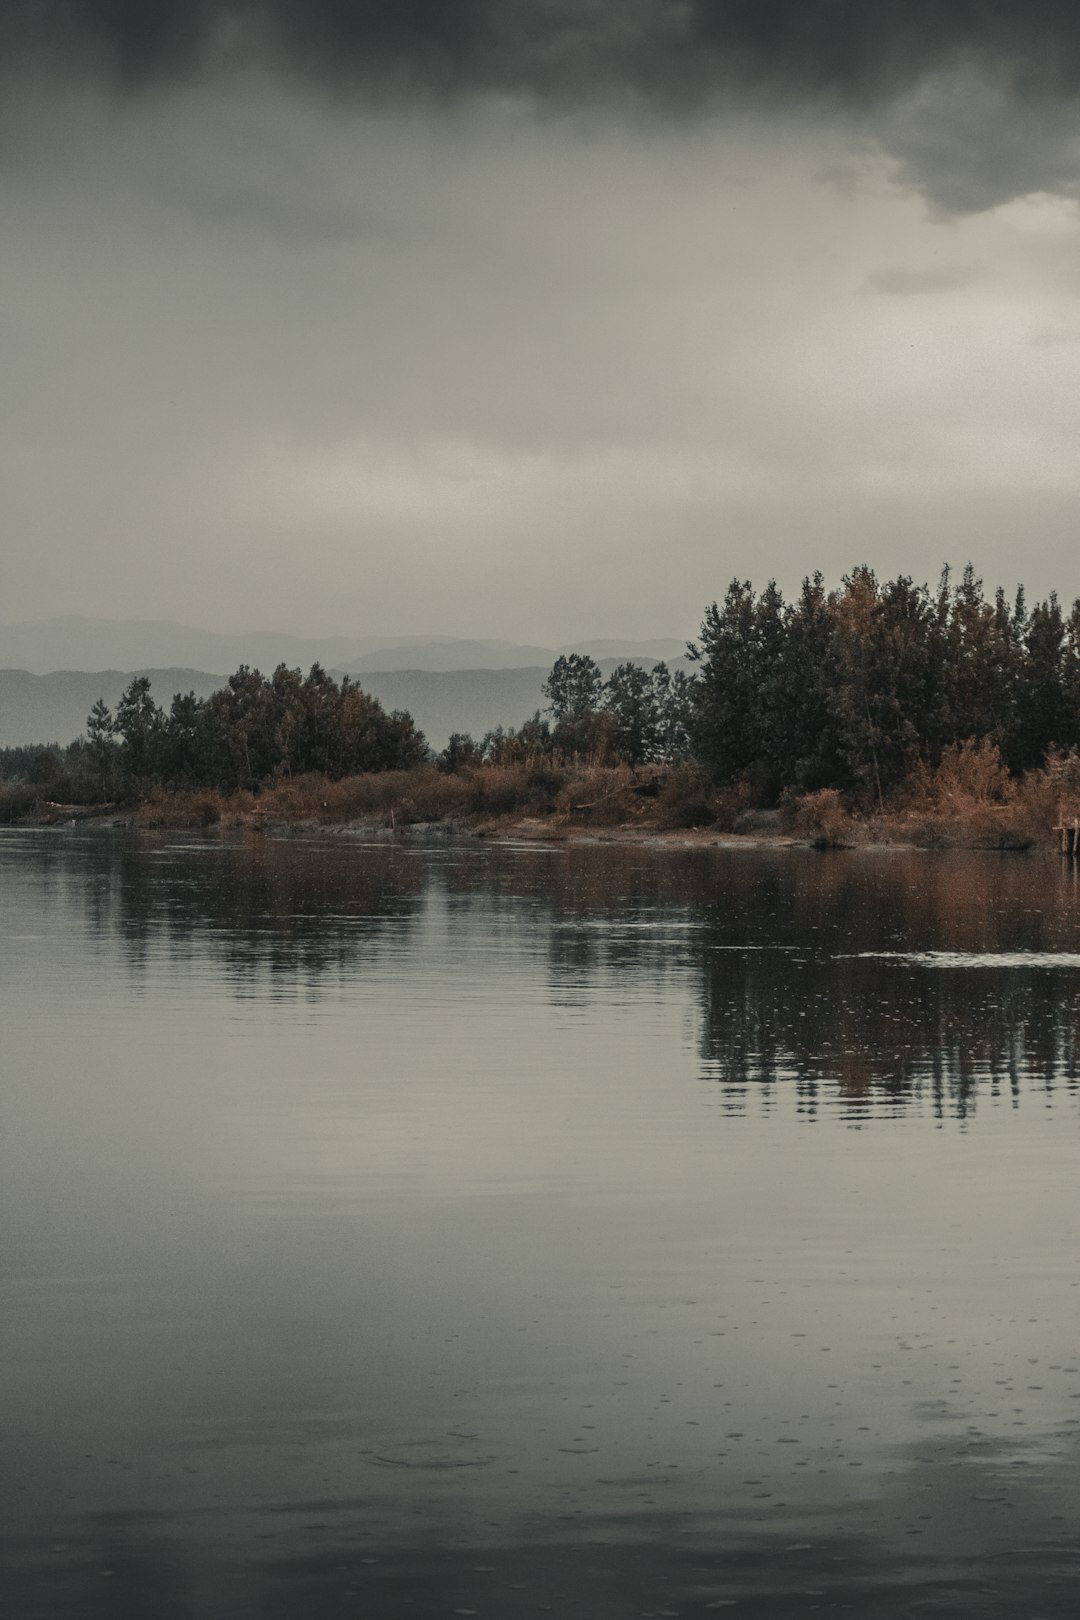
0 610 695 648
0 612 693 672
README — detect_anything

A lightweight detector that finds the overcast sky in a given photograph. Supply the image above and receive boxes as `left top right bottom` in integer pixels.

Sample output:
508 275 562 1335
5 1 1080 642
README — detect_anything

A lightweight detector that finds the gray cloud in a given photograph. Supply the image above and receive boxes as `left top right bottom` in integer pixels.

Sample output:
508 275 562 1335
877 66 1080 212
865 265 980 296
6 2 1080 101
6 3 1080 209
5 14 1080 643
4 77 1080 642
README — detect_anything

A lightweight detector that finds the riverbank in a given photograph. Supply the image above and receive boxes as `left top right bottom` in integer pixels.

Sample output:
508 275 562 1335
3 759 1065 852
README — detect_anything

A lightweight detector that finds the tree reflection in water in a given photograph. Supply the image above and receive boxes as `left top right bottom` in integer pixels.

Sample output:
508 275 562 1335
19 832 1080 1118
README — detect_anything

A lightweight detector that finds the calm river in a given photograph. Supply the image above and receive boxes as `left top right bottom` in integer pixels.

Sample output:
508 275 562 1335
2 830 1080 1618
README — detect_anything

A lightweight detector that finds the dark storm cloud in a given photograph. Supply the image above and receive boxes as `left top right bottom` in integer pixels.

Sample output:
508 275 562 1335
7 2 1080 209
7 0 1080 102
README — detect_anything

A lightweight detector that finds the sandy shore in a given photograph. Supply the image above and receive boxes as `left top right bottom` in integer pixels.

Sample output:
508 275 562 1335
7 801 1051 853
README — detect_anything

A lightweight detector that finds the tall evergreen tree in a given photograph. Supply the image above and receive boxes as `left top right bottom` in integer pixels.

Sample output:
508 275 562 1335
603 662 662 766
1013 595 1068 770
86 697 119 797
542 654 604 723
114 677 165 787
689 580 775 785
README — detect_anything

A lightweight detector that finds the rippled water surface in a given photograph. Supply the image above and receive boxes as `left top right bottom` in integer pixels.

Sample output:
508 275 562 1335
3 830 1080 1618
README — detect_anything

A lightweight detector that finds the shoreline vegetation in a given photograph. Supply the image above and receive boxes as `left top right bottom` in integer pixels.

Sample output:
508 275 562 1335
6 565 1080 851
5 751 1072 852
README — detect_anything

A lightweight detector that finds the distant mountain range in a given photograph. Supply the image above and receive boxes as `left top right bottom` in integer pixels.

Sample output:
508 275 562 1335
0 616 689 677
0 619 693 750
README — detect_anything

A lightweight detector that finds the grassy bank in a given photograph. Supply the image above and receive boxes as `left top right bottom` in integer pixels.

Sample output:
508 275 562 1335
6 743 1077 851
788 740 1079 851
127 762 721 836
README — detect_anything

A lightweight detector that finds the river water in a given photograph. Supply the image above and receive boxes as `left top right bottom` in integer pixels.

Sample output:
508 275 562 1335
2 830 1079 1618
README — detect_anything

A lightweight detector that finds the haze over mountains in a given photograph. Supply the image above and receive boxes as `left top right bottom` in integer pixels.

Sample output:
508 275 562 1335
0 618 687 678
0 618 691 750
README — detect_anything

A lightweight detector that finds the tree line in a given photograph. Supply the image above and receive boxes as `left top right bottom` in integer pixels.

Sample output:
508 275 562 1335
450 564 1080 806
0 653 698 803
1 664 426 803
5 564 1080 810
685 565 1080 807
440 655 695 772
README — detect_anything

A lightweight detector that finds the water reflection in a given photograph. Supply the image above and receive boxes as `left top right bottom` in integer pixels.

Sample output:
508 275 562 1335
440 842 1080 1119
4 832 1080 1618
12 832 1080 1112
697 947 1080 1119
2 830 425 995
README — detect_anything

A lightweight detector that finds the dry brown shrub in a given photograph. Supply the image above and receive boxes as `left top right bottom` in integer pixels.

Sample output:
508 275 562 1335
270 769 469 824
464 763 534 816
257 775 332 819
1025 749 1080 836
523 762 569 809
329 772 412 818
193 793 224 826
789 788 854 847
259 764 570 826
908 739 1013 812
554 765 642 826
395 770 471 823
136 789 235 827
889 741 1041 848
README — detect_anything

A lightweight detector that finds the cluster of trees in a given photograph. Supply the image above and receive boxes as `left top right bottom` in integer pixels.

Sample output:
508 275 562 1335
685 566 1080 806
436 566 1080 807
439 655 696 772
8 564 1080 812
8 664 427 802
3 654 696 805
545 654 695 764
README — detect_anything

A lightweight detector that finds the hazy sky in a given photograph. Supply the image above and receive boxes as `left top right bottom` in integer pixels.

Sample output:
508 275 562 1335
5 2 1080 641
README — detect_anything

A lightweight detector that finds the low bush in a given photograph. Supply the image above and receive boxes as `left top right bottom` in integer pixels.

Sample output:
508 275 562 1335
882 741 1039 849
906 739 1013 812
787 788 854 847
554 766 643 826
465 763 536 817
136 789 236 827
